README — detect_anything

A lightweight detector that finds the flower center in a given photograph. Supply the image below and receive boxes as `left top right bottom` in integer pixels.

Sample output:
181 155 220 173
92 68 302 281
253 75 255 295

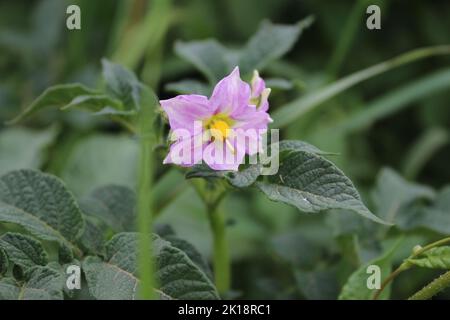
203 114 234 141
211 120 230 140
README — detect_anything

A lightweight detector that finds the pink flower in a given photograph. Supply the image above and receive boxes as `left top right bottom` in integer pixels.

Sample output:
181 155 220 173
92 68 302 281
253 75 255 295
161 67 272 171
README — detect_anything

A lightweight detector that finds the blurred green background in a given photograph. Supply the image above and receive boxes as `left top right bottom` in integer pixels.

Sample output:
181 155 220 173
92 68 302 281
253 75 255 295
1 0 450 299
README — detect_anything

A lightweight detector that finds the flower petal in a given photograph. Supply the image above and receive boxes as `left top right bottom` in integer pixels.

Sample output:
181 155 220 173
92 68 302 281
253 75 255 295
209 67 251 117
202 139 246 171
163 134 204 167
160 94 213 133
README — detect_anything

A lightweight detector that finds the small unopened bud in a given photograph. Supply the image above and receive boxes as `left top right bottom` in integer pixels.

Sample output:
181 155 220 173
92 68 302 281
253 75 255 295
413 245 423 254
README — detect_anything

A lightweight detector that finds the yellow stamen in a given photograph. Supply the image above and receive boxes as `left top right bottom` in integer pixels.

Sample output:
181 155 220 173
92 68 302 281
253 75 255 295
210 120 231 140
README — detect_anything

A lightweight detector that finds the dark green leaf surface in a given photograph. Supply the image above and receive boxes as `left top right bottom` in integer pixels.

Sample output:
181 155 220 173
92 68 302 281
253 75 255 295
256 150 389 224
0 232 48 270
0 266 64 300
83 233 218 300
0 169 84 249
81 185 136 232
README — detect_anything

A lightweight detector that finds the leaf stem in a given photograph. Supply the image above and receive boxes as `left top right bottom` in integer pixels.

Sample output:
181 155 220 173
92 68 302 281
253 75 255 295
208 203 230 295
408 270 450 300
373 236 450 300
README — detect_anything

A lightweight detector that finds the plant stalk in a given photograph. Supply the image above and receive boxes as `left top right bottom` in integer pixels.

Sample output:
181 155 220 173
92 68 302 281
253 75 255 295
137 104 157 299
208 204 230 295
409 270 450 300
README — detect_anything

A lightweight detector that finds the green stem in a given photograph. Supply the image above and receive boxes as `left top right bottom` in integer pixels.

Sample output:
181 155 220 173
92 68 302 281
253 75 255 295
373 236 450 300
208 204 230 295
409 270 450 300
136 104 157 300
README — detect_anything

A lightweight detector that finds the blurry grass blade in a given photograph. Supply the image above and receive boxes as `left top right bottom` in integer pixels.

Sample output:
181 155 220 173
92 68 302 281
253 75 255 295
336 68 450 133
112 0 173 69
273 45 450 128
403 127 449 180
327 0 374 77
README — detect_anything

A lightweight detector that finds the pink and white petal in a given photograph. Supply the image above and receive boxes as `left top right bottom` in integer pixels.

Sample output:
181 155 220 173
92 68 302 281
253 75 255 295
163 134 204 167
209 67 251 116
160 95 213 133
202 140 246 171
233 109 272 131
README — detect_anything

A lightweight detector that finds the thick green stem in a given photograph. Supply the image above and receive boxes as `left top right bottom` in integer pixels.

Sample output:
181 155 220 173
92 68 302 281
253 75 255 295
208 205 230 295
136 100 157 300
137 133 156 299
409 270 450 300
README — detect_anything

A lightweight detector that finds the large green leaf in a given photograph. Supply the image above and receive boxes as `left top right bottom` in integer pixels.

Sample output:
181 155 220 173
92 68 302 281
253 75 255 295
372 168 435 223
80 185 136 232
163 234 213 280
0 266 64 300
0 169 84 250
185 140 330 188
0 232 48 270
174 18 313 83
0 127 57 176
83 233 219 300
174 40 232 84
238 17 314 75
256 150 389 224
408 247 450 269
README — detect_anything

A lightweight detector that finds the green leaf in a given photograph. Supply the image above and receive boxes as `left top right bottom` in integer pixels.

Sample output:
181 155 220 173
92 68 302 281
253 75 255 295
0 266 64 300
80 185 136 232
186 163 263 188
61 94 132 116
101 58 142 111
0 127 57 176
339 240 401 300
0 232 48 270
394 187 450 234
408 247 450 269
163 234 213 280
372 168 435 224
7 83 100 124
78 216 106 256
174 39 232 84
174 18 313 82
83 233 219 300
0 247 8 276
165 79 211 96
256 150 389 225
60 133 138 196
0 169 84 250
239 16 314 75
